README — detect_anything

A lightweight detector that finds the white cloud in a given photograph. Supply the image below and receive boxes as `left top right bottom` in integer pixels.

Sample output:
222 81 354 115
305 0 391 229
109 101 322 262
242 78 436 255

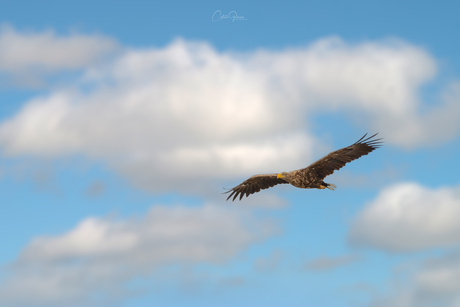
0 36 458 193
0 24 119 86
0 203 275 306
0 39 318 193
370 251 460 307
349 182 460 252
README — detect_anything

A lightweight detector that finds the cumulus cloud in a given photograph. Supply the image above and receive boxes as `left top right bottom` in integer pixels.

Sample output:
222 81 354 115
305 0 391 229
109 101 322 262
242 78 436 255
349 182 460 252
0 36 458 194
0 203 275 306
0 24 119 86
0 39 318 193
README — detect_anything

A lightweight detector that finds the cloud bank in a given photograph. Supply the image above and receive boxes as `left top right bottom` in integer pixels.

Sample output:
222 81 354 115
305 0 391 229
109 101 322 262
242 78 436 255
0 30 459 194
349 182 460 252
0 203 274 306
0 24 119 87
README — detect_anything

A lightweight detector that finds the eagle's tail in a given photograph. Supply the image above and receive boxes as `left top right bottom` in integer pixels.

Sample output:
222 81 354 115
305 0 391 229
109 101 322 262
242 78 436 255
326 183 336 191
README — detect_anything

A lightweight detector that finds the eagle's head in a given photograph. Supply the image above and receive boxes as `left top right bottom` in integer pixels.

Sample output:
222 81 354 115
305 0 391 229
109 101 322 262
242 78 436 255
277 172 289 179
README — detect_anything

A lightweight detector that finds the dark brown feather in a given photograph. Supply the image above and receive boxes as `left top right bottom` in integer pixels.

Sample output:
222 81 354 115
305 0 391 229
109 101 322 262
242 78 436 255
224 133 382 201
300 133 382 179
224 173 288 201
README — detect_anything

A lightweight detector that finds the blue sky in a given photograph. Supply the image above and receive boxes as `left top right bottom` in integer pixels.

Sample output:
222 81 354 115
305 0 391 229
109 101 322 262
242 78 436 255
1 1 460 306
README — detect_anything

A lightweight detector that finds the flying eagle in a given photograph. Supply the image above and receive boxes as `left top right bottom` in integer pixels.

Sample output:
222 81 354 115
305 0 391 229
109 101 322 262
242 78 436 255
225 133 382 201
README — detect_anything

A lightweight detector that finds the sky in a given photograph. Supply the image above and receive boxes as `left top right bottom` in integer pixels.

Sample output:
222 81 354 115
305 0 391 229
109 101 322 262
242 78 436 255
1 0 460 306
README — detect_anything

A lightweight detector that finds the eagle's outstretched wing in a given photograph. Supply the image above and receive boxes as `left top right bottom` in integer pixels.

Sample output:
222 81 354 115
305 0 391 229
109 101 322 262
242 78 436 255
224 174 288 201
300 133 382 179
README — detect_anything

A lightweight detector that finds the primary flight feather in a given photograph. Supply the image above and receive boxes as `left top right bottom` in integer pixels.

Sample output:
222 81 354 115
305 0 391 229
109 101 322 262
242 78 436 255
224 133 382 201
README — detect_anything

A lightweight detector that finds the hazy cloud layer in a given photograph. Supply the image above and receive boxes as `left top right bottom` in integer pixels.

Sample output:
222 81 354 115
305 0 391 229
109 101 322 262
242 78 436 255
371 251 460 307
254 249 284 271
349 182 460 252
0 24 119 86
303 254 361 271
0 34 459 193
0 203 274 306
84 180 105 197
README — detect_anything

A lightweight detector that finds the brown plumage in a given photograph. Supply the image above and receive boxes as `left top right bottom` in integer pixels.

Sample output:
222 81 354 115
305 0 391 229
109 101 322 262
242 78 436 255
224 133 382 201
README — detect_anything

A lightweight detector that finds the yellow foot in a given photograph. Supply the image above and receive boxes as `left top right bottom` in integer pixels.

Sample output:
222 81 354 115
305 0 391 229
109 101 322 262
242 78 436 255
319 185 326 189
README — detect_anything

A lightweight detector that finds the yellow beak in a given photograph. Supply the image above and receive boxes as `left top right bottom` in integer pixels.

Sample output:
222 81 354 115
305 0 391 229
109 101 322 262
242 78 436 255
277 173 285 179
